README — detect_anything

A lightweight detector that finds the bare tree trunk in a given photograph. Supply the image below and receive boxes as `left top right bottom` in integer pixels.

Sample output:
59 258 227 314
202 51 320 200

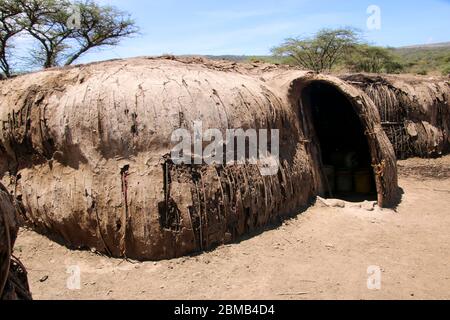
64 47 89 66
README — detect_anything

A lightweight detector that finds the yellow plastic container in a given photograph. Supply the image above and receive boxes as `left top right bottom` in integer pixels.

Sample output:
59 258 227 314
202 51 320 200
354 169 372 194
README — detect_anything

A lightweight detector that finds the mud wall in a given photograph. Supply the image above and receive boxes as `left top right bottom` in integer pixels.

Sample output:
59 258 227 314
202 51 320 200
0 57 399 260
342 74 450 159
0 184 31 300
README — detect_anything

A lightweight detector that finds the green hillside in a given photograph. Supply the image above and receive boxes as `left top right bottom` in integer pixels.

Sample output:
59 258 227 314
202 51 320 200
392 43 450 75
206 42 450 76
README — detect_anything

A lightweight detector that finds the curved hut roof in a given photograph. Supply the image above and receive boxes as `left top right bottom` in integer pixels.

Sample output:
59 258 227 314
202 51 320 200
0 57 399 260
341 73 450 158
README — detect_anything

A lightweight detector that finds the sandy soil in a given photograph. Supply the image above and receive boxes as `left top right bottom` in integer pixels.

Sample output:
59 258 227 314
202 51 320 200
14 157 450 300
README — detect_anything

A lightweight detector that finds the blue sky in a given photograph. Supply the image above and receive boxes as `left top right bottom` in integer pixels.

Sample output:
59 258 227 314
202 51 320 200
23 0 450 64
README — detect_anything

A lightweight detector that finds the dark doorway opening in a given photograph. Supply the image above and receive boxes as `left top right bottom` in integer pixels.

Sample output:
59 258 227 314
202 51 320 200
302 82 377 202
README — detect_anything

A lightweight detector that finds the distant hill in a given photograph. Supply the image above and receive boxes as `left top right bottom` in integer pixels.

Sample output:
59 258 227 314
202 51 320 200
392 43 450 75
397 42 450 50
203 55 249 62
201 42 450 76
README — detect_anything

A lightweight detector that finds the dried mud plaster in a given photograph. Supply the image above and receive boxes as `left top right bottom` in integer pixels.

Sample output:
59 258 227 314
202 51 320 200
0 57 402 260
342 73 450 159
0 183 31 300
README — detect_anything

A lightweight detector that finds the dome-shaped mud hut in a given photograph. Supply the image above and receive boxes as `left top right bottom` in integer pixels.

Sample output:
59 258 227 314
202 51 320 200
0 57 399 260
342 73 450 159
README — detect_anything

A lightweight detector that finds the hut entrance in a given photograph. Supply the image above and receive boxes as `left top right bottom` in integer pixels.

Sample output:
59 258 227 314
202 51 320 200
302 82 377 202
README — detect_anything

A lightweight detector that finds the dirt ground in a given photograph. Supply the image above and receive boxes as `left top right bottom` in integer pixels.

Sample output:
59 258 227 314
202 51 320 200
14 156 450 300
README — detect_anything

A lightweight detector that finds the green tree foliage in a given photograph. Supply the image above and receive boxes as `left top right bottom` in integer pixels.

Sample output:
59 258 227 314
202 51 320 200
394 46 450 76
345 44 404 73
64 1 139 66
0 0 138 77
0 0 24 77
442 63 450 76
271 28 415 74
18 0 74 68
271 28 360 72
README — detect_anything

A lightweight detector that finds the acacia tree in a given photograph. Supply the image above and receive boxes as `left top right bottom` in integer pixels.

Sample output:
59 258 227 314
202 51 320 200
18 0 73 68
19 0 138 69
0 0 138 77
0 0 24 77
272 28 360 72
63 1 139 66
345 44 404 73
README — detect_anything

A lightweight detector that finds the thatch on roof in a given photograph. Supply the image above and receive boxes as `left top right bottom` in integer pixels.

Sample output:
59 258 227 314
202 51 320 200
342 73 450 159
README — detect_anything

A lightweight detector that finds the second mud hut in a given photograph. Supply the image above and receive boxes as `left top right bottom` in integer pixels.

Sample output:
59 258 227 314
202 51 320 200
342 73 450 159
